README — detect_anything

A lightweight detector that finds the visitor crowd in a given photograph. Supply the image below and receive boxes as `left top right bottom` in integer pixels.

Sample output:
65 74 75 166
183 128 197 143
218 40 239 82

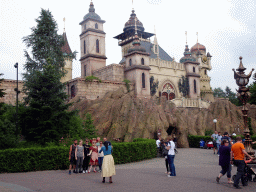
68 137 116 183
212 131 256 189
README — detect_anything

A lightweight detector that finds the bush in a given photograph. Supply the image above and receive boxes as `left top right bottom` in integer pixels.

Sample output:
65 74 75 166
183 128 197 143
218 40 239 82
0 146 69 173
85 76 102 82
0 139 156 173
188 135 212 148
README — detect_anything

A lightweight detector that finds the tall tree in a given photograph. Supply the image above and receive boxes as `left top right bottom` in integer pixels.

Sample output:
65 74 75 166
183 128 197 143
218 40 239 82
20 9 78 144
178 76 189 97
150 76 159 96
213 87 226 98
249 73 256 105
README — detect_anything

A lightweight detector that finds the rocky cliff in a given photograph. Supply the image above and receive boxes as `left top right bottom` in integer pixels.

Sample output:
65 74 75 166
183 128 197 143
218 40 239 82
69 87 256 147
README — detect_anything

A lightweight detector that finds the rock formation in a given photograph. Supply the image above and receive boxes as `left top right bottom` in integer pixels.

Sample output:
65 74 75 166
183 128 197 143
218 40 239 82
69 87 256 147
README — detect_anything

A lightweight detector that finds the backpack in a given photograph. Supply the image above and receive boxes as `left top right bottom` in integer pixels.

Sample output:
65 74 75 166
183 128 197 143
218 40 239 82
162 147 169 156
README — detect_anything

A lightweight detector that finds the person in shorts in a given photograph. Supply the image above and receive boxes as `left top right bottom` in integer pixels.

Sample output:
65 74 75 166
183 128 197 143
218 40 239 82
69 139 77 175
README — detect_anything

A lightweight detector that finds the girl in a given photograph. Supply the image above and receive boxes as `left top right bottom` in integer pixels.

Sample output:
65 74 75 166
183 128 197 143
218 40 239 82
75 140 84 173
88 141 98 173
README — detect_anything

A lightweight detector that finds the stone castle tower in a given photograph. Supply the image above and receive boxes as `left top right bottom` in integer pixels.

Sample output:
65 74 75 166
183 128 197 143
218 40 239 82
191 43 214 101
79 2 107 77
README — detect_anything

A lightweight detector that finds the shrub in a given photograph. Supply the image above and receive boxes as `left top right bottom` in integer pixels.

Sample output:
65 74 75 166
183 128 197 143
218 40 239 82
188 135 212 148
85 76 102 82
123 79 130 92
0 139 156 173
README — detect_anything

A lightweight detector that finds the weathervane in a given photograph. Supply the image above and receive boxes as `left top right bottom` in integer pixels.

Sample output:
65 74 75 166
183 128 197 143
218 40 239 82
63 17 65 32
185 31 187 45
132 0 134 10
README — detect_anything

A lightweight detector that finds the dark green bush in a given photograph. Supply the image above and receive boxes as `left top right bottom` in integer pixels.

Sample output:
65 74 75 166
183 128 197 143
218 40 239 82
188 135 212 148
0 140 156 173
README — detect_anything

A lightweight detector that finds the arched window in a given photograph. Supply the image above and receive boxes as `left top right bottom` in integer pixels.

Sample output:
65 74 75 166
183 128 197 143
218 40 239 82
142 73 145 88
141 58 144 65
96 39 99 53
129 59 132 66
193 67 195 73
95 23 98 29
84 24 86 30
84 40 86 54
205 69 207 75
84 65 86 77
194 80 197 93
71 85 76 99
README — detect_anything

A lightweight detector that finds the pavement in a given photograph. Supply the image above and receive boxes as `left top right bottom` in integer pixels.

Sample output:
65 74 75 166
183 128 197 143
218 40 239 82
0 148 256 192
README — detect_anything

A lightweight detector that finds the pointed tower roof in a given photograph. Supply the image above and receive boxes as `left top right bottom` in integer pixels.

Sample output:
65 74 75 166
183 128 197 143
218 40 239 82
180 45 196 63
61 32 72 54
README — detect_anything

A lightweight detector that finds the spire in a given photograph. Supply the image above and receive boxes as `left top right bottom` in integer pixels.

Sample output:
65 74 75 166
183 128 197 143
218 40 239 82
154 25 158 45
185 31 187 45
134 16 138 35
89 1 95 13
61 32 72 54
132 0 134 10
63 17 65 32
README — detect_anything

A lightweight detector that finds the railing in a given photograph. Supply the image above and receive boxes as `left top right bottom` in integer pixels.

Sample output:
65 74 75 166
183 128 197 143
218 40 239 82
170 98 210 108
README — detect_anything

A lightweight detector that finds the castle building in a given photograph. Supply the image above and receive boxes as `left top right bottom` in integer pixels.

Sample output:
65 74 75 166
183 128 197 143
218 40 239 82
1 1 214 108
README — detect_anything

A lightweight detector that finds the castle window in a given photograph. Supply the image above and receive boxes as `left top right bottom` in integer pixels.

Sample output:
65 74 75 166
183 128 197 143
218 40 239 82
84 40 86 54
84 65 86 77
96 39 99 53
155 45 158 53
142 73 145 88
129 59 132 66
95 23 98 29
193 67 195 73
141 58 144 65
194 80 197 93
205 69 207 75
84 24 86 30
71 85 76 99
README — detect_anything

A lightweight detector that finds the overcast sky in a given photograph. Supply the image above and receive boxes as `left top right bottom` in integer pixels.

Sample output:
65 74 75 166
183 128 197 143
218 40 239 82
1 0 256 92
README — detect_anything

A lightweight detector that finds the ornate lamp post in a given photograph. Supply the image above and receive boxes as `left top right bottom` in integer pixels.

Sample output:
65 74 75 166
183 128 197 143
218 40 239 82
233 56 255 160
213 119 217 131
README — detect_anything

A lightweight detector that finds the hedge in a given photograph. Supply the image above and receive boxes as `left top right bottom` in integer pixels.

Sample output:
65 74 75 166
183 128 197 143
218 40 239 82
188 135 256 149
0 140 156 173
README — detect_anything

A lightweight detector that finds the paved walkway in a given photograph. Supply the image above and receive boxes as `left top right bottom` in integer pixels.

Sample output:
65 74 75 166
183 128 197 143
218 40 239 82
0 148 256 192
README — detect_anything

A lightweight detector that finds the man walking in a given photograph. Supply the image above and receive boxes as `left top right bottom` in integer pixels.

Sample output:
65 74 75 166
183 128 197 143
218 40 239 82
231 136 253 189
166 136 176 177
211 131 218 154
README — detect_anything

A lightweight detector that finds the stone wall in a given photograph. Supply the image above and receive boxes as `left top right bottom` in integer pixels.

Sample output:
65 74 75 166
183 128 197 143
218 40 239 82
92 64 124 82
66 78 134 100
0 80 25 105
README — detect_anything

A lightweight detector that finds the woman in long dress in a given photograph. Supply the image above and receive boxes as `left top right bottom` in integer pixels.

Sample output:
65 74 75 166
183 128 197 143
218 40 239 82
88 141 98 173
99 141 116 183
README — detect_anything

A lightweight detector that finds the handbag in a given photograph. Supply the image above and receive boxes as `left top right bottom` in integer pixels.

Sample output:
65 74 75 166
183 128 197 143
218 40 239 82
162 148 169 156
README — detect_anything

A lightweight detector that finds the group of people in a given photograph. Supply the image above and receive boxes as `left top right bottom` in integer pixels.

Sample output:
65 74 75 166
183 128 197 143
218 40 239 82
214 131 255 189
68 137 116 183
156 136 177 177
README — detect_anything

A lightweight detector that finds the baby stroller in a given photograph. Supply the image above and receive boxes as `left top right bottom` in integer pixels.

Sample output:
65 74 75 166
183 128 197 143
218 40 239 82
207 140 214 149
232 159 256 183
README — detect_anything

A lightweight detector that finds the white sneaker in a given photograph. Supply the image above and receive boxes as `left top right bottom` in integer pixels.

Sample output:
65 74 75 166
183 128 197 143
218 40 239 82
86 170 88 173
83 170 85 174
168 175 173 177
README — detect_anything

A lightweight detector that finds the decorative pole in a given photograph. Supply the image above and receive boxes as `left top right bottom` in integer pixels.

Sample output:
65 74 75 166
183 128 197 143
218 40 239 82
14 63 18 135
233 56 255 160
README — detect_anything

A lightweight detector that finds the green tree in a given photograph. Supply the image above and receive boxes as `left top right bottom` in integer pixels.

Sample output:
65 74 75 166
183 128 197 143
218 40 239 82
150 76 159 96
248 117 253 136
225 86 240 106
83 113 98 139
213 87 226 98
178 76 189 97
20 9 79 145
249 73 256 104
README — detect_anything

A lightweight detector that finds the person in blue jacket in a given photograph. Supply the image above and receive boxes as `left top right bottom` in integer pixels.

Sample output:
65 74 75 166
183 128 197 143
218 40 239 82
199 139 205 148
99 141 116 183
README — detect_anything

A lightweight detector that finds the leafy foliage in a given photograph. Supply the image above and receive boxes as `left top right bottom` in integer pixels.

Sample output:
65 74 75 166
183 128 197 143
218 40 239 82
123 79 130 92
21 9 81 145
83 113 98 139
178 76 189 97
187 135 212 148
249 80 256 105
0 139 156 173
150 76 159 96
213 86 240 106
85 75 102 82
0 104 19 149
